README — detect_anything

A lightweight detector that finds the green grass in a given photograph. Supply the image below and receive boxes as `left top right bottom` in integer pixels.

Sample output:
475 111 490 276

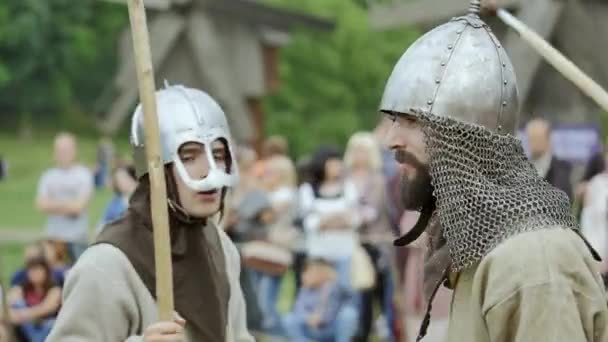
0 243 27 286
0 132 131 229
0 132 130 281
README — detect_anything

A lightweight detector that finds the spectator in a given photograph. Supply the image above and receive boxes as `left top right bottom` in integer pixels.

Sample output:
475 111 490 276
525 118 573 201
253 135 289 182
8 257 61 342
237 191 292 333
230 145 259 209
580 149 608 274
292 154 313 291
344 132 397 341
282 258 358 342
299 145 360 290
97 165 138 232
263 156 297 208
225 145 264 332
262 135 289 158
35 132 94 263
10 242 65 288
576 142 605 216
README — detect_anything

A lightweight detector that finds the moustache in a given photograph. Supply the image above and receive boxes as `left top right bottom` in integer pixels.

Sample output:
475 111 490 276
394 149 427 171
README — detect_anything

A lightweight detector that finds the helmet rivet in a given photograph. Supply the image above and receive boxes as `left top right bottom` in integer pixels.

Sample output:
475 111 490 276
435 78 441 84
504 80 508 85
427 100 434 105
502 62 507 67
502 101 507 106
441 62 446 66
497 125 503 131
448 44 453 50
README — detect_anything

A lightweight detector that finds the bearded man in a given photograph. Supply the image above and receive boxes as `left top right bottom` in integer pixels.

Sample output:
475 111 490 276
380 1 608 341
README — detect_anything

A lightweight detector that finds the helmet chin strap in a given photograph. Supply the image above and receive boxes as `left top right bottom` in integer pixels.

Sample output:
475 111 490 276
168 199 188 216
394 200 436 246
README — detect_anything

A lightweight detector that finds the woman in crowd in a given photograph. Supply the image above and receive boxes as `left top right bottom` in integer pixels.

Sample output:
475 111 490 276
299 145 360 292
344 132 399 341
8 257 61 342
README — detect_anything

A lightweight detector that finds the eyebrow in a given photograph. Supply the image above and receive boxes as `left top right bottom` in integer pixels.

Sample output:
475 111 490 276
179 146 203 155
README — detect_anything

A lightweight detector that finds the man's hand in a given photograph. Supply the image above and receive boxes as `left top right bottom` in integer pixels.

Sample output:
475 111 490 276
307 313 322 329
143 316 186 342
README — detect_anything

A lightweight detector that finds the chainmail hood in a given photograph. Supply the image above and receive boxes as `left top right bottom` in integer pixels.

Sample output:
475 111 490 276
412 109 578 271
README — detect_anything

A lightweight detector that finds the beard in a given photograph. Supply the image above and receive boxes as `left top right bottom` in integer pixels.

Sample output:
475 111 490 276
395 150 434 211
393 149 436 247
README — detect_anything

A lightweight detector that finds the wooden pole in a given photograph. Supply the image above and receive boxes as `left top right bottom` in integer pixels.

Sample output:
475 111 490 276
126 0 174 321
496 8 608 113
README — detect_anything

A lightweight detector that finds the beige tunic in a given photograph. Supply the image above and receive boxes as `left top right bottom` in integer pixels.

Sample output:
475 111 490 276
47 229 254 342
448 228 608 342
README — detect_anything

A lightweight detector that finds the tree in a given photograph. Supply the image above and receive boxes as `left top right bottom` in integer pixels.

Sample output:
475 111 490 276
0 0 126 134
262 0 420 157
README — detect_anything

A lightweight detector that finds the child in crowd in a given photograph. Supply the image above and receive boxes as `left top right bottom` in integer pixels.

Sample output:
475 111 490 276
10 242 66 288
283 258 358 342
8 256 61 342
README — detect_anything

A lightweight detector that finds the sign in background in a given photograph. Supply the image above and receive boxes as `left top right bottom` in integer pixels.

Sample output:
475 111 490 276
517 123 602 165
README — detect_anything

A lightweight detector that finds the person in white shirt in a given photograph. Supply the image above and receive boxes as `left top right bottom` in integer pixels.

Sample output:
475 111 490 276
35 132 94 262
299 146 361 289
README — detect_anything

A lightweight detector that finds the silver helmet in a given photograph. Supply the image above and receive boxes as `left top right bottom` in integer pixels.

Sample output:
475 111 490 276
380 0 520 134
130 83 239 192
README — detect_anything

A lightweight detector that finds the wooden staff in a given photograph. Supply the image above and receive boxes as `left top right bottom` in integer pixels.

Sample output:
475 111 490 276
126 0 174 321
483 2 608 113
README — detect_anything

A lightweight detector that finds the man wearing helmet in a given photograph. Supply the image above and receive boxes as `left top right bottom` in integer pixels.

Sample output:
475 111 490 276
381 1 608 341
47 85 253 342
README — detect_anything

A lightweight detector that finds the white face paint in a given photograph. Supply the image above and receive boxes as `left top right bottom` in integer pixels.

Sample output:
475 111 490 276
130 84 239 192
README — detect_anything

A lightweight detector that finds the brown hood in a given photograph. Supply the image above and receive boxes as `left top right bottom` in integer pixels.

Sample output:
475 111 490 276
96 166 229 340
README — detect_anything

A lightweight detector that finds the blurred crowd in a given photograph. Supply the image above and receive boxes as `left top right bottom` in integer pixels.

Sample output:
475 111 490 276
223 132 405 341
0 115 607 341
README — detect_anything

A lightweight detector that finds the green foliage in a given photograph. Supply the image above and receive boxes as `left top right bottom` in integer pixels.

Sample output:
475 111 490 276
0 0 127 132
262 0 420 157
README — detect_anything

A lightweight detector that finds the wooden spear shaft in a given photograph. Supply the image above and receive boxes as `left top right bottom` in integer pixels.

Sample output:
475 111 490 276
496 8 608 113
126 0 174 321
